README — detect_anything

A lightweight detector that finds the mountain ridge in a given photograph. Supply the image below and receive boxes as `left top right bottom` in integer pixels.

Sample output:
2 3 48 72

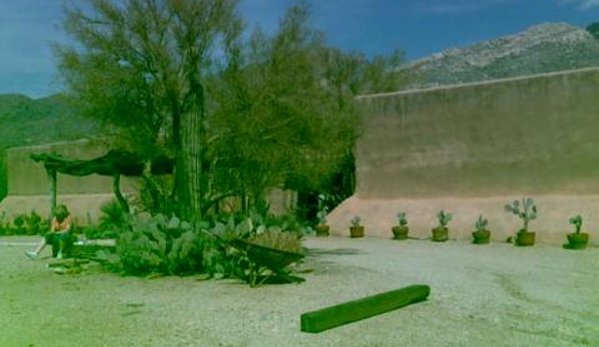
403 22 599 89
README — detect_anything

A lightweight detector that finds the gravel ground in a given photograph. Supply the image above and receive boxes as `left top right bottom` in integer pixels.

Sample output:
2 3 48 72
1 235 597 347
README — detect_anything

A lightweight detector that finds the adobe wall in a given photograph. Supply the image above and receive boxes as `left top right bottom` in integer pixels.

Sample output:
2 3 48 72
0 139 292 222
329 68 599 246
0 139 138 222
6 139 138 196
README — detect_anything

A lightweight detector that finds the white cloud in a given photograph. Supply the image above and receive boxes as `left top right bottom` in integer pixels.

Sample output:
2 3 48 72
560 0 599 10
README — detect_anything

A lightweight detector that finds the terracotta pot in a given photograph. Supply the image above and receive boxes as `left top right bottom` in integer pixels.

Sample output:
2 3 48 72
350 226 364 238
431 227 449 242
472 230 491 244
315 225 330 237
392 226 409 240
564 232 589 250
515 231 535 246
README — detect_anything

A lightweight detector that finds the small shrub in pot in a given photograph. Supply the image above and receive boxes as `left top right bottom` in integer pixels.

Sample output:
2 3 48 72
472 214 491 244
392 212 409 240
563 215 589 250
432 210 452 242
349 216 364 238
504 198 537 246
315 209 330 237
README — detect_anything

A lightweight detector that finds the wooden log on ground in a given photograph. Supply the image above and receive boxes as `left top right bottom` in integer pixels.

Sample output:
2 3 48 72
300 284 430 333
46 259 90 268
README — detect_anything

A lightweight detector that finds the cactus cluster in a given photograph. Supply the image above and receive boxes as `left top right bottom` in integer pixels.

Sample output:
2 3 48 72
474 214 488 232
317 194 328 225
569 215 582 234
351 216 361 227
396 212 408 226
504 198 537 233
436 210 453 229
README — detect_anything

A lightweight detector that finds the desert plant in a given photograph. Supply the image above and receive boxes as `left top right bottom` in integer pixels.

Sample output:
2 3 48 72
316 209 328 225
0 212 11 236
564 214 589 250
472 214 491 244
351 216 361 227
504 198 537 233
436 210 452 229
12 214 26 235
474 215 488 232
9 211 49 236
569 215 582 234
396 212 408 227
108 214 204 276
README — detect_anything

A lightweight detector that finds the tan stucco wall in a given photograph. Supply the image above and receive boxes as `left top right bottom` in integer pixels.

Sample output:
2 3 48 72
6 139 138 196
329 68 599 246
0 139 138 222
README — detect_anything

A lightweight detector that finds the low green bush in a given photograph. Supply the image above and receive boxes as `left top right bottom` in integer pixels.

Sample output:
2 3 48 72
97 210 307 279
100 214 201 276
0 211 49 236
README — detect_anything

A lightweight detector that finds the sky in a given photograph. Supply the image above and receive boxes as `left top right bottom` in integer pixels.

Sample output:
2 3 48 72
1 0 599 98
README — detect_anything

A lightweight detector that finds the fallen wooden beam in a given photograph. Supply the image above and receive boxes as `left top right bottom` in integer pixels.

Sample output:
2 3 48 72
46 259 90 268
300 284 430 333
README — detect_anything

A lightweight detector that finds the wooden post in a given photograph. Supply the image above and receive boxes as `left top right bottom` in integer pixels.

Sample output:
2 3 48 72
300 284 430 333
113 174 130 213
47 168 57 217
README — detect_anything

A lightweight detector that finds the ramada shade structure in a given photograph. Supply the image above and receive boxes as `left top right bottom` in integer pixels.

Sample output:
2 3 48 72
30 150 173 215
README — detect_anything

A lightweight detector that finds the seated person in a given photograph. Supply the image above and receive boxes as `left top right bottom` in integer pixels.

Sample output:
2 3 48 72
25 204 73 260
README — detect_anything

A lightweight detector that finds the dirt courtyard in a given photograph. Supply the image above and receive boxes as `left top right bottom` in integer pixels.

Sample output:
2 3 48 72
1 235 597 347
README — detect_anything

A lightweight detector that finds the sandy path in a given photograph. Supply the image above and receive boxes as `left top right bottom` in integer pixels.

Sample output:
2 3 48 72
1 236 597 347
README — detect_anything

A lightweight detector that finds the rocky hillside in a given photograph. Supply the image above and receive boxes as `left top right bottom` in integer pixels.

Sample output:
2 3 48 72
404 23 599 89
0 94 100 199
0 94 99 149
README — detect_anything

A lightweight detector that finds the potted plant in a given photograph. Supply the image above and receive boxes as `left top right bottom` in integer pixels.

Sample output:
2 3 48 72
472 214 491 244
432 210 452 242
349 216 364 238
315 209 330 237
563 215 589 250
504 198 537 246
392 212 409 240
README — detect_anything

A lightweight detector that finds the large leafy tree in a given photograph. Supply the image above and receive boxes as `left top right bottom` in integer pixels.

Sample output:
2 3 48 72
209 3 408 213
208 5 346 211
56 0 243 221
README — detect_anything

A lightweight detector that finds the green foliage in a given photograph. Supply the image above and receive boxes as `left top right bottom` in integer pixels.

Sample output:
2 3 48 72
99 208 307 278
436 210 453 229
474 214 488 232
0 150 6 201
98 199 127 237
396 212 408 227
137 175 176 217
351 216 361 227
569 215 583 234
57 0 243 220
210 3 407 212
54 0 407 220
0 211 49 236
0 212 11 235
586 22 599 40
504 198 537 232
80 200 129 240
107 214 203 276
